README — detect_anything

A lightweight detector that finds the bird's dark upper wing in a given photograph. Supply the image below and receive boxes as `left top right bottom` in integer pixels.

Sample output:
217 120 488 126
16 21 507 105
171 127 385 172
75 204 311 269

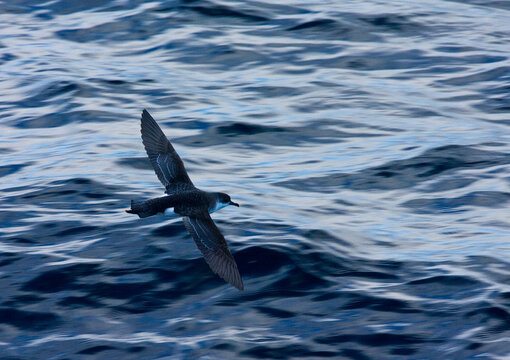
182 214 243 290
140 109 195 194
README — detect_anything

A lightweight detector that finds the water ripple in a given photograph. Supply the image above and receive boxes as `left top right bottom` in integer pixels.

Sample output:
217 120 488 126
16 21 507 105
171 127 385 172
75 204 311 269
1 0 509 358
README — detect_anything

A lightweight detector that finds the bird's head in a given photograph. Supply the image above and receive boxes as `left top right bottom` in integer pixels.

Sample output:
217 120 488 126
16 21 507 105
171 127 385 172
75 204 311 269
209 193 239 213
218 192 239 208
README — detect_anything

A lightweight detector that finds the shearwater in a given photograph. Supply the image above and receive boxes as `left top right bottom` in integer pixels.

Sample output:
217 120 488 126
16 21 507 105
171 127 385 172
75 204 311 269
126 109 243 290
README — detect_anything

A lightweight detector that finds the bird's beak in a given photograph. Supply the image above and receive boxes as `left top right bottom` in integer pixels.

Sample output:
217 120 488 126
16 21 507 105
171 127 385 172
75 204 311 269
230 201 240 207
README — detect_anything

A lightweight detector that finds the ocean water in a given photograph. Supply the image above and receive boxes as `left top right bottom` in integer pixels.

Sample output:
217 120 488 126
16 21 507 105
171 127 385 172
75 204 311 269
1 0 510 359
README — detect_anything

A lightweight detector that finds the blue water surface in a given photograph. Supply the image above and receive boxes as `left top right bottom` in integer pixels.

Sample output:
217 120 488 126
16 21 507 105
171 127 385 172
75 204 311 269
1 0 510 359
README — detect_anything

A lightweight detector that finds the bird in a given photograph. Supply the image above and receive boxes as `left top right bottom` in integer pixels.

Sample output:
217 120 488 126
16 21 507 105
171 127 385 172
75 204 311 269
125 109 243 290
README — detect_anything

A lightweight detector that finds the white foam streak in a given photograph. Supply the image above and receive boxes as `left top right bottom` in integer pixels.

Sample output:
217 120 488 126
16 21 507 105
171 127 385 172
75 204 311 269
28 328 299 348
0 238 104 264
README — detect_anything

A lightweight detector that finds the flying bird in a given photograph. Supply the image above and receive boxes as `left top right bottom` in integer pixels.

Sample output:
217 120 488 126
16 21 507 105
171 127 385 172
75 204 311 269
126 109 243 290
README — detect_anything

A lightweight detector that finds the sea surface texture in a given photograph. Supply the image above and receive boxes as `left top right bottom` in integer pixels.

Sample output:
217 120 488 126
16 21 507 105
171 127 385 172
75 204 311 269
1 1 510 359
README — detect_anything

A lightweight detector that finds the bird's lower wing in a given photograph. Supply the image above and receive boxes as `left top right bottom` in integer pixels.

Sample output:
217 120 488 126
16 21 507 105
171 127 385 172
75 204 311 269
140 109 195 194
182 215 243 290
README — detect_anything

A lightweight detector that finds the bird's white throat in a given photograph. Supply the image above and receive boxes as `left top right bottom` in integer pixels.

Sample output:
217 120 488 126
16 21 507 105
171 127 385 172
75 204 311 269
163 207 178 218
211 201 228 214
164 202 228 217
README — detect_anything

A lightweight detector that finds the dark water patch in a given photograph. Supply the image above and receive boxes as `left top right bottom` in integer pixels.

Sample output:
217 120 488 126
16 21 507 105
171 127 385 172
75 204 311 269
337 270 398 280
309 51 505 72
476 96 510 115
306 254 403 281
150 223 188 238
445 0 510 11
55 225 100 236
409 275 480 286
234 289 309 303
294 250 356 279
127 346 145 353
342 294 417 313
404 274 486 300
34 11 53 21
315 332 433 346
217 122 286 136
254 306 295 319
138 245 168 257
0 253 21 267
402 191 510 214
77 345 118 355
434 45 481 53
487 84 510 96
13 178 131 208
285 16 379 42
79 260 241 311
499 291 510 303
0 163 31 178
396 66 470 80
15 110 121 128
0 52 17 65
43 0 117 15
267 266 332 291
420 177 476 192
241 85 304 98
180 3 269 22
61 266 185 312
0 211 35 228
338 348 370 360
391 347 417 356
51 266 182 311
17 80 79 108
2 294 45 307
55 12 170 43
5 237 36 244
172 44 269 70
466 305 510 332
87 281 157 300
236 246 293 276
243 111 279 119
114 298 167 314
105 259 181 283
438 66 510 86
403 106 442 118
312 292 341 302
285 17 366 41
130 286 211 311
241 344 338 359
276 145 510 193
0 147 14 154
298 228 352 248
0 2 31 14
358 14 426 33
0 221 101 244
96 79 127 86
0 307 59 331
178 119 384 147
22 264 101 293
288 19 337 31
58 295 102 308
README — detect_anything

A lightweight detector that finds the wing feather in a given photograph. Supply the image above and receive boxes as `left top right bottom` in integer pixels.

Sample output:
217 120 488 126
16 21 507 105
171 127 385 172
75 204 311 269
140 110 195 194
182 215 243 290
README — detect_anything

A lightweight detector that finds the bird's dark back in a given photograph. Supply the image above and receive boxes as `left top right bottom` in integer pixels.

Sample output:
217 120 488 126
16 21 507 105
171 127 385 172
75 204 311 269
171 189 215 216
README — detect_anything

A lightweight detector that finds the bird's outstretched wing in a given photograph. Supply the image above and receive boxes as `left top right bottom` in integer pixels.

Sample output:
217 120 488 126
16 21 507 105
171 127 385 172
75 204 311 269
140 109 195 194
182 214 243 290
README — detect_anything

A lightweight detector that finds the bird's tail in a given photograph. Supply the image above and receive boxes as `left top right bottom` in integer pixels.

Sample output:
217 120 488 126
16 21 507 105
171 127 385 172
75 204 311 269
125 199 159 218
